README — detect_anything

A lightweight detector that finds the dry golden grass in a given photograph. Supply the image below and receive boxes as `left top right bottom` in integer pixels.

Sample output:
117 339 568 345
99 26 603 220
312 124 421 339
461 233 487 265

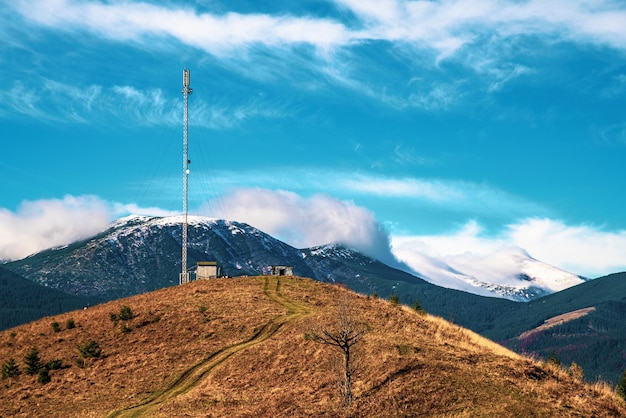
0 276 624 417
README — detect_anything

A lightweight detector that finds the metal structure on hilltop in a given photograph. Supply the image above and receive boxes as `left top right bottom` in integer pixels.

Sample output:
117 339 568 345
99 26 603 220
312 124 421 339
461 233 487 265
180 68 192 285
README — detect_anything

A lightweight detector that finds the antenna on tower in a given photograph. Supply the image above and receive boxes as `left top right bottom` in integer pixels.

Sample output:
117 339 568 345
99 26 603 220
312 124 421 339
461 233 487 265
180 68 193 285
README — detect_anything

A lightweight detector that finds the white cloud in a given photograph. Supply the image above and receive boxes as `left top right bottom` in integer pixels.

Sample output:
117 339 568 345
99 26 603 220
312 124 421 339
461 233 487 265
2 192 624 288
391 218 626 280
0 195 113 260
112 202 179 218
189 169 547 219
8 0 626 113
336 0 626 50
13 1 626 59
199 187 399 266
0 196 187 261
14 0 352 54
507 218 626 277
0 79 287 128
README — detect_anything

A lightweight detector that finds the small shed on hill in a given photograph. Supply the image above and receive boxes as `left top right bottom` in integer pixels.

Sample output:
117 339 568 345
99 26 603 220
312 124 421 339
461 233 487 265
197 261 221 279
270 265 293 276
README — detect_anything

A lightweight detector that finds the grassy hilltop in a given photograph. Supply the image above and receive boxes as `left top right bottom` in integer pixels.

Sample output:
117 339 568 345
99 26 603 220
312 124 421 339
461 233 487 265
1 276 624 417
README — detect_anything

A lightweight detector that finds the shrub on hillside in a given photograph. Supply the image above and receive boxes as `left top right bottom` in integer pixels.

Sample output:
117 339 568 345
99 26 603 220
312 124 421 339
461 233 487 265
118 305 133 321
78 339 102 359
412 299 426 314
1 358 20 379
24 347 44 376
65 318 76 329
389 294 400 306
46 359 63 370
37 369 51 384
51 322 61 333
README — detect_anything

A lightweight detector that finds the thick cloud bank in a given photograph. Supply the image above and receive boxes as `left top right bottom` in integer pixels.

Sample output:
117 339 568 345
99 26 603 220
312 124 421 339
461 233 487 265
3 193 624 284
0 196 181 260
0 195 112 260
392 219 626 280
200 188 399 266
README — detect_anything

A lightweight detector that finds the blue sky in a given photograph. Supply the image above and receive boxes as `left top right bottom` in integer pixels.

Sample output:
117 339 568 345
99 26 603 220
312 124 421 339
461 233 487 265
1 0 625 280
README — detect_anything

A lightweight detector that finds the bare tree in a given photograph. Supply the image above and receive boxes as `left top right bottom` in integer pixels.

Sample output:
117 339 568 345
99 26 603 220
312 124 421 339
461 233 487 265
306 297 367 406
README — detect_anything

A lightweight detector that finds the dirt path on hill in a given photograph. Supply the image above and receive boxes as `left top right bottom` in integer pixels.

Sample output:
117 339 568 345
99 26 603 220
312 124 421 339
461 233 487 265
106 276 310 418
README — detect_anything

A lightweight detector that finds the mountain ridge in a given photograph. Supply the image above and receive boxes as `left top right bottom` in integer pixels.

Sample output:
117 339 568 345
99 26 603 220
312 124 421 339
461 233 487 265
6 215 585 302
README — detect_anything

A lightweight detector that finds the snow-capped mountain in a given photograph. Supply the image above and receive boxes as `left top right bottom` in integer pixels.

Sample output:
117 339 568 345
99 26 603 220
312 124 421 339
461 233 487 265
6 215 316 299
395 247 586 302
6 215 586 303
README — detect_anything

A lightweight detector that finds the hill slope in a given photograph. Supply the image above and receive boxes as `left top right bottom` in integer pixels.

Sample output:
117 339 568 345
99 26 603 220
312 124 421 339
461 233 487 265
0 276 624 417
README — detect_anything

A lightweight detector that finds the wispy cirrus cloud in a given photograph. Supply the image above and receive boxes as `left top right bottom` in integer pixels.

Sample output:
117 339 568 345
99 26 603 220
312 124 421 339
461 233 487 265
0 78 288 128
189 168 545 219
10 1 626 97
336 173 547 217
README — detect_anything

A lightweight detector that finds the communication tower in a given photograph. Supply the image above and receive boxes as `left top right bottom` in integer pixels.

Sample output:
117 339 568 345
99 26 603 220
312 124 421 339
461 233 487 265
180 68 192 285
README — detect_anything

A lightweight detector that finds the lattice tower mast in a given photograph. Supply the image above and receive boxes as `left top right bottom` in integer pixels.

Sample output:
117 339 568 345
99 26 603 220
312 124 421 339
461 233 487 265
180 69 192 285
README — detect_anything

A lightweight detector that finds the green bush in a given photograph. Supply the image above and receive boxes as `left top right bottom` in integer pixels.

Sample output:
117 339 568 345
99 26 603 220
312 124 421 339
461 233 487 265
118 305 133 321
1 358 20 379
24 347 44 376
66 318 76 329
78 340 102 359
109 312 118 323
389 294 400 306
46 359 63 370
37 369 51 384
74 358 85 369
412 300 426 314
51 322 61 333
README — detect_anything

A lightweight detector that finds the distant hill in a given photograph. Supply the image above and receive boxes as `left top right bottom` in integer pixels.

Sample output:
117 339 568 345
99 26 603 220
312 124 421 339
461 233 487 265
0 276 624 417
0 266 98 331
483 272 626 384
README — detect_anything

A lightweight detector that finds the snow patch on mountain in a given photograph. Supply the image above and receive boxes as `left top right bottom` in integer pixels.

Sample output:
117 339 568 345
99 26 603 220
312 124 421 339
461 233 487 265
393 246 585 301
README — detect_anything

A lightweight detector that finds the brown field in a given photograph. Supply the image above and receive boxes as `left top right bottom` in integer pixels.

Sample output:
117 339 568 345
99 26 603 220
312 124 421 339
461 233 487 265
517 306 596 340
0 276 624 417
